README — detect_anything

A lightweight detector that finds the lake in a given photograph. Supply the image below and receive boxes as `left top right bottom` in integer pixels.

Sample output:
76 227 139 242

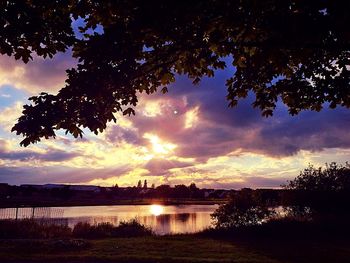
0 204 218 235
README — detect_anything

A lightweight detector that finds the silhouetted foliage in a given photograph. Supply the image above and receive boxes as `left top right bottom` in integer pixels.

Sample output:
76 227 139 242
285 162 350 191
3 1 350 146
213 162 350 228
72 219 153 238
50 186 74 200
0 218 152 239
212 162 350 228
173 185 191 199
0 219 71 239
212 188 274 228
283 162 350 216
155 185 172 198
0 183 230 207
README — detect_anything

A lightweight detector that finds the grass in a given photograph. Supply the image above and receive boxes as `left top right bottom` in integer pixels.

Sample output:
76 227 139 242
1 233 350 262
1 218 350 262
0 236 279 263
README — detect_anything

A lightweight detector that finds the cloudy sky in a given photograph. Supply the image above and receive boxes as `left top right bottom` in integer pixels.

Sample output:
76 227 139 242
1 48 350 189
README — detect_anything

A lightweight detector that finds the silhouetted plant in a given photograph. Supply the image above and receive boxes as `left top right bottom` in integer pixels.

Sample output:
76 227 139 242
0 218 153 239
282 206 312 221
6 2 350 146
282 162 350 217
0 219 71 239
116 219 154 237
285 162 350 191
72 219 153 238
212 188 275 228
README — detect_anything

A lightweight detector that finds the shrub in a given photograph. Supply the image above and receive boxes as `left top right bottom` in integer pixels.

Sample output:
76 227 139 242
0 218 153 239
286 162 350 191
114 219 154 237
0 219 71 239
212 188 275 229
283 162 350 217
72 219 153 238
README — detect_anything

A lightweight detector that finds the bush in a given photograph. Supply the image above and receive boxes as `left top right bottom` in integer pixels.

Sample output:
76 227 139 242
283 162 350 217
0 219 71 239
115 219 154 237
72 219 153 238
212 188 275 229
72 222 116 238
286 162 350 191
0 218 153 239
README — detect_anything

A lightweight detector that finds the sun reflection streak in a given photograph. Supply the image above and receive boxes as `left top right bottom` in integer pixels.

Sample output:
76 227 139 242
150 204 164 216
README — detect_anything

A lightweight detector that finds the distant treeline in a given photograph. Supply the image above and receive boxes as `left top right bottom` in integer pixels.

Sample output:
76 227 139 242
2 162 349 211
0 182 234 207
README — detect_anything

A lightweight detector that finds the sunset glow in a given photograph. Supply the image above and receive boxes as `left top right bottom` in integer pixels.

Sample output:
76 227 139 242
150 204 164 216
0 54 350 188
143 133 177 156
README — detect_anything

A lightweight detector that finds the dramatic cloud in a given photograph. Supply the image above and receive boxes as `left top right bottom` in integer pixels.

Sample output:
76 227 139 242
1 55 350 188
144 158 194 176
0 165 131 185
0 140 79 163
0 101 25 132
0 52 76 94
125 75 350 161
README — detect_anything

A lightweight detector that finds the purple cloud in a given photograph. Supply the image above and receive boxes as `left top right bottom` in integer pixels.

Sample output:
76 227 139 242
143 158 194 176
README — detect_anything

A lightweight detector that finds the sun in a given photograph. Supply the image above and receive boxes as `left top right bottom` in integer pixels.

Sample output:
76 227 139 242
150 204 164 216
143 133 177 155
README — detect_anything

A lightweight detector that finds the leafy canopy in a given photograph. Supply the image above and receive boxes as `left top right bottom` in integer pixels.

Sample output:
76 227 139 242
2 1 350 146
285 162 350 191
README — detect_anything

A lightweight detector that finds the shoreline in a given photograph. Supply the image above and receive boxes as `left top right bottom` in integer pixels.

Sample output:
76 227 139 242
0 198 227 208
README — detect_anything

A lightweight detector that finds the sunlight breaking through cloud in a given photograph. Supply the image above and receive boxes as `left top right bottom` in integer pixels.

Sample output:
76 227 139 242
143 133 176 155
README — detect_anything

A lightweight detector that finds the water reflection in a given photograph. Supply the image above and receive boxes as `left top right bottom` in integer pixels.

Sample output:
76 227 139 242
0 204 218 234
150 204 164 216
61 204 217 234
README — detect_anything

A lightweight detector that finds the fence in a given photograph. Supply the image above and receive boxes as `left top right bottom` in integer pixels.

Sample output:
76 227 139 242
0 207 68 225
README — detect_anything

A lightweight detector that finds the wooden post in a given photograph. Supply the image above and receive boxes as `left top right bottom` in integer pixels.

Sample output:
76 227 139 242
15 207 18 220
32 207 35 219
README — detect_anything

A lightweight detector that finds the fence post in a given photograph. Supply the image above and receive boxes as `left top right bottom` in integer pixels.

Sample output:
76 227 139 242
32 207 35 219
15 207 18 220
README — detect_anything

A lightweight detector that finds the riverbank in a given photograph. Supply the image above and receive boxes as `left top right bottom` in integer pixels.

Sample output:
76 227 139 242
0 234 349 263
0 198 226 208
1 218 350 262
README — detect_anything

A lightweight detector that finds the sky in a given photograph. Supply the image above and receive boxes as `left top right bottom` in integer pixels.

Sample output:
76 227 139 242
1 48 350 189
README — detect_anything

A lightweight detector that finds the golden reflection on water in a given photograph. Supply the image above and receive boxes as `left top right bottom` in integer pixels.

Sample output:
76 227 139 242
2 205 219 234
150 204 164 216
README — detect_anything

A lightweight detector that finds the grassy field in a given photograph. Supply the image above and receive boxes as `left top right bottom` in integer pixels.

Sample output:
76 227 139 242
0 234 349 263
0 236 277 263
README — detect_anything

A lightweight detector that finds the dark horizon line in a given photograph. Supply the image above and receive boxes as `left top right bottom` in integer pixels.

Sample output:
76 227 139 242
0 182 283 191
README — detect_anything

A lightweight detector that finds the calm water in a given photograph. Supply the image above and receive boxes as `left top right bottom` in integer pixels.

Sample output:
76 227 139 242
0 205 218 235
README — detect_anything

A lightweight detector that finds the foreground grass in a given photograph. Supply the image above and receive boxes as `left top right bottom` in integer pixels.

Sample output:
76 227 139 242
1 234 350 263
1 218 350 262
0 235 279 263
